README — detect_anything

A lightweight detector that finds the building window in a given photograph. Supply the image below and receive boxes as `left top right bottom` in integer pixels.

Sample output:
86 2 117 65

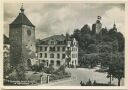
62 54 65 59
50 53 54 58
72 48 74 51
50 47 52 51
73 42 76 45
72 54 74 58
53 47 55 51
72 61 73 65
46 60 49 67
39 53 43 58
51 41 54 45
62 46 65 51
45 47 47 51
75 60 77 65
57 53 60 59
76 54 77 58
40 46 43 51
57 47 60 51
56 60 60 66
4 46 8 50
42 60 45 63
50 47 55 51
67 47 70 50
4 52 8 58
50 60 54 65
45 53 47 58
72 54 77 58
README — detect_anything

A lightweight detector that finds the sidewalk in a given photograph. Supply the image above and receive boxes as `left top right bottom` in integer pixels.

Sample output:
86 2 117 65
39 76 77 86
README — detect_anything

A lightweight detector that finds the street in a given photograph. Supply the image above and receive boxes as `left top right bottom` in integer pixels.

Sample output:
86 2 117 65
45 68 124 86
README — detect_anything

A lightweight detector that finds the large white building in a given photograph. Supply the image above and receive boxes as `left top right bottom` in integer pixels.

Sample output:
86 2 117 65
36 34 78 68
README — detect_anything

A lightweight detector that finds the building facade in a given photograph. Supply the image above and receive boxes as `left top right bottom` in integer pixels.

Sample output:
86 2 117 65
9 6 36 70
36 35 78 68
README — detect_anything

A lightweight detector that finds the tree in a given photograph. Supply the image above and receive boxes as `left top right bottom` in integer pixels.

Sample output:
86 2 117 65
4 57 12 79
107 53 124 86
72 29 81 41
15 64 26 81
65 47 71 67
8 64 26 81
99 53 111 68
79 34 91 50
81 24 91 34
116 32 125 52
65 57 71 67
99 28 108 36
87 44 98 54
82 54 98 68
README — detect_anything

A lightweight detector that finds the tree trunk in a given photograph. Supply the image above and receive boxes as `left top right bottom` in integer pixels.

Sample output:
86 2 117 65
118 78 121 86
109 75 112 85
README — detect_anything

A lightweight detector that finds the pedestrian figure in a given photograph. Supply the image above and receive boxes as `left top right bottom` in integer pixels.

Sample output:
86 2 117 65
93 80 97 85
80 81 85 86
86 78 92 86
80 81 83 85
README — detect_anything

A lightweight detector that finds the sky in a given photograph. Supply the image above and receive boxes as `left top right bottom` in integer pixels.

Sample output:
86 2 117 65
4 3 125 39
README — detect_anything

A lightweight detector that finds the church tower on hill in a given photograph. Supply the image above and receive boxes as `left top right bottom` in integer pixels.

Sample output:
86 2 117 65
9 5 36 70
113 21 117 32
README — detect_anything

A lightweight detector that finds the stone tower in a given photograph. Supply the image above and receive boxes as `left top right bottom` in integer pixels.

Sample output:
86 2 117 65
92 16 102 34
95 16 102 34
9 5 36 70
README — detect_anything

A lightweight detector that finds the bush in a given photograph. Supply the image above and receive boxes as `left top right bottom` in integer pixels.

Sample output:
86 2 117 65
49 65 71 81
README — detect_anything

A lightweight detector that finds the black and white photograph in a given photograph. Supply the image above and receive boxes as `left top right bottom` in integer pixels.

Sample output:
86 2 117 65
3 2 125 87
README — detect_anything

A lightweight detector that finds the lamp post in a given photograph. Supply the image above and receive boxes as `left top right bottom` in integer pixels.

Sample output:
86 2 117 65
46 74 51 83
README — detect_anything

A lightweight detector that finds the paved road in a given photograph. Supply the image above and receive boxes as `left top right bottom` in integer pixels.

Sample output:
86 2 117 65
45 68 124 86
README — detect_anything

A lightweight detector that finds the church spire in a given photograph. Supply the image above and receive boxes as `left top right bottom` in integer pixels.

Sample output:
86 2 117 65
10 3 35 27
113 20 116 28
20 3 24 13
113 20 117 31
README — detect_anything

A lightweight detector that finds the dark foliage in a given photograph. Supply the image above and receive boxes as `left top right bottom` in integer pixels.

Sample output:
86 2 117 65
72 24 124 52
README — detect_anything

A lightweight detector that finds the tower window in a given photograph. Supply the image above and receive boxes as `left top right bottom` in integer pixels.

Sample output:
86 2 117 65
27 29 31 36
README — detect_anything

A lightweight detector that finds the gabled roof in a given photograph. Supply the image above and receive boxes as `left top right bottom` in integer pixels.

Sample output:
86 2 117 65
10 12 35 27
36 35 67 45
42 35 66 41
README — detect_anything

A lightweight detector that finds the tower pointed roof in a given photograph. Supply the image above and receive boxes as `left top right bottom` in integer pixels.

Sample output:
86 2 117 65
113 20 116 28
10 4 35 27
